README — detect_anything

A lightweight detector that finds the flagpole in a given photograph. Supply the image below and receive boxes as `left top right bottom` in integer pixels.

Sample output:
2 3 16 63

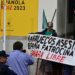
51 9 57 22
3 0 6 50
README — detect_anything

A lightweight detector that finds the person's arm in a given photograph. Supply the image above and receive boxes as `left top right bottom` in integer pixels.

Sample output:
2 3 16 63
25 54 34 65
52 29 57 36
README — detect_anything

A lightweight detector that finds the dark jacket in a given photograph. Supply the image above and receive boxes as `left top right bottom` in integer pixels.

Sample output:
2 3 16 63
36 28 57 72
35 28 57 36
0 64 17 75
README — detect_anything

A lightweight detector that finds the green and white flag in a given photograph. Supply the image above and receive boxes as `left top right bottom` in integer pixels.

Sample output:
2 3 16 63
42 10 47 30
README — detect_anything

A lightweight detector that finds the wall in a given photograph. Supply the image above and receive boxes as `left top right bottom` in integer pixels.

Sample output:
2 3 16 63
38 0 57 31
57 0 75 36
57 0 67 35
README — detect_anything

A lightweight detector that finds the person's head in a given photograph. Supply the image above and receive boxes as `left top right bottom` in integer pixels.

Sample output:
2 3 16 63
13 41 23 50
0 50 9 64
47 22 53 30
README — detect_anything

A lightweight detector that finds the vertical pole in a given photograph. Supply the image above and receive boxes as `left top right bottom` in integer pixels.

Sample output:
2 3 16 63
3 0 6 50
65 0 67 37
51 9 57 22
35 59 39 75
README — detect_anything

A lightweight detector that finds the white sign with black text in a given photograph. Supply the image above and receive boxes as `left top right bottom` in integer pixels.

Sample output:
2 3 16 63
28 34 75 66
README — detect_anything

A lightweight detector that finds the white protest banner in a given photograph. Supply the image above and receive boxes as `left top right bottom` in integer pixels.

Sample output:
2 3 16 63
28 34 75 66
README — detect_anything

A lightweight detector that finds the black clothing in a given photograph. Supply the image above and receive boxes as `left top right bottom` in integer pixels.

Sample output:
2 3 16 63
0 64 17 75
36 29 63 75
36 28 57 36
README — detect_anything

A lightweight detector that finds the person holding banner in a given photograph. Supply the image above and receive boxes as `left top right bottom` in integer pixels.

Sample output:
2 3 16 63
37 22 57 36
7 41 34 75
36 22 63 75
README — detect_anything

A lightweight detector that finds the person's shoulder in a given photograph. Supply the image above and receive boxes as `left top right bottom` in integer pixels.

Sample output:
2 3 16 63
0 64 17 75
36 29 47 34
5 65 17 75
52 29 56 32
0 64 9 72
0 64 8 68
52 29 57 36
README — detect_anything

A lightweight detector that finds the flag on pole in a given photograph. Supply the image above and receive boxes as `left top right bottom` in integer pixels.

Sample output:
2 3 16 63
42 10 47 30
